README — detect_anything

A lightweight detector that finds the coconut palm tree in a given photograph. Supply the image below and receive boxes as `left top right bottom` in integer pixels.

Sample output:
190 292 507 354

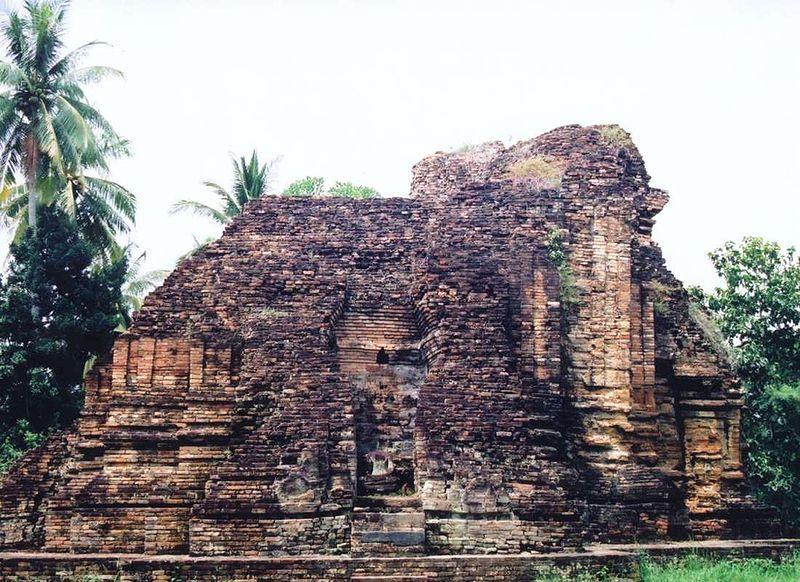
0 138 136 261
170 151 271 225
0 0 128 234
117 247 168 329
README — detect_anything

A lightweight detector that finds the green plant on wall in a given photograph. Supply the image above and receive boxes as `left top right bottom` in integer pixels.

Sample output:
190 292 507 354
546 229 579 310
649 280 679 318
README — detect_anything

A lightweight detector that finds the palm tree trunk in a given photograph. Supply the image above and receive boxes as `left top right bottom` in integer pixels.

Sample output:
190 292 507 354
24 133 38 232
24 133 39 321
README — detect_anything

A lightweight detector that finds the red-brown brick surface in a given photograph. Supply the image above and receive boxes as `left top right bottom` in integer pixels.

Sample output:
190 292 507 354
0 125 778 558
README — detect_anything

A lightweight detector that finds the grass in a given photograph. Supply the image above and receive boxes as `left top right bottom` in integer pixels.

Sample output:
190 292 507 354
536 565 621 580
534 554 800 581
508 156 565 190
649 280 679 317
638 553 800 581
599 125 635 148
453 142 477 154
688 300 735 362
257 307 289 318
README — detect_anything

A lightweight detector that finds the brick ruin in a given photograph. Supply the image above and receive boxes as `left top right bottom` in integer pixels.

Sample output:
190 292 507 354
0 125 778 558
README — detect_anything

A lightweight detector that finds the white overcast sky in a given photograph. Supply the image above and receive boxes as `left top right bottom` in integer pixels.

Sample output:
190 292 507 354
2 0 799 288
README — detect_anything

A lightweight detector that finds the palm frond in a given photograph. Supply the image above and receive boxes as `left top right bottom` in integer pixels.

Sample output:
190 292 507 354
231 156 248 206
9 208 28 244
30 0 66 76
53 94 90 150
63 65 123 85
78 187 131 234
3 12 31 69
169 199 229 225
97 137 130 161
201 181 240 217
0 93 20 126
179 235 216 261
0 117 25 185
61 176 76 218
0 60 30 88
34 164 64 204
59 96 118 144
33 101 63 172
75 209 120 262
119 246 168 322
48 40 109 78
230 151 270 207
83 176 136 223
125 269 168 297
0 183 27 226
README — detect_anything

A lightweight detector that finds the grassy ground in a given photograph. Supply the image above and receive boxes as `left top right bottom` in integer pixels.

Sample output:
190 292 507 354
638 552 800 581
535 552 800 581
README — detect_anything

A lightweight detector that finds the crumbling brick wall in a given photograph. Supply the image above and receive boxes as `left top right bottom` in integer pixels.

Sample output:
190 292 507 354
0 125 777 556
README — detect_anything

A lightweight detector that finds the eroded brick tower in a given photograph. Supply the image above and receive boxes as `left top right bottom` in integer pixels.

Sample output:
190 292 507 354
0 125 776 557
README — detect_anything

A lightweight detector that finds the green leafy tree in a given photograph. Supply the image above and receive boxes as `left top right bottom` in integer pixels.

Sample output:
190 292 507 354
0 205 125 469
171 151 271 225
702 237 800 529
281 176 380 199
0 419 44 474
0 0 128 237
328 181 379 199
281 175 325 197
707 238 800 385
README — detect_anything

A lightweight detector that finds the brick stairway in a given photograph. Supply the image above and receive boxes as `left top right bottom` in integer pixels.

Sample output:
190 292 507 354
351 495 426 557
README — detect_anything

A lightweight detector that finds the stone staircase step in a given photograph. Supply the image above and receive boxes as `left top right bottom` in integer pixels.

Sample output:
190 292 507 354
351 511 425 532
351 576 428 581
351 510 426 557
358 530 425 545
355 495 422 510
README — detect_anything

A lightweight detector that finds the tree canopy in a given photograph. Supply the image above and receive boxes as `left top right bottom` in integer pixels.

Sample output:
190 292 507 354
700 236 800 530
0 206 125 468
0 0 134 260
281 176 380 199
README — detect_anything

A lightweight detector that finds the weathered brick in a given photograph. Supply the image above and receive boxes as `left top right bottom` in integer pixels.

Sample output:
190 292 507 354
0 125 778 560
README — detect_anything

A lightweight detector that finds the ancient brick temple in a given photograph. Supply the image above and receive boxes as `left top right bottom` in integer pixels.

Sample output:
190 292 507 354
0 125 777 558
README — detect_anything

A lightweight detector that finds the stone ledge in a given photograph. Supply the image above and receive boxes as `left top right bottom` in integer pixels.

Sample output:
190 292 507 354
0 539 797 580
